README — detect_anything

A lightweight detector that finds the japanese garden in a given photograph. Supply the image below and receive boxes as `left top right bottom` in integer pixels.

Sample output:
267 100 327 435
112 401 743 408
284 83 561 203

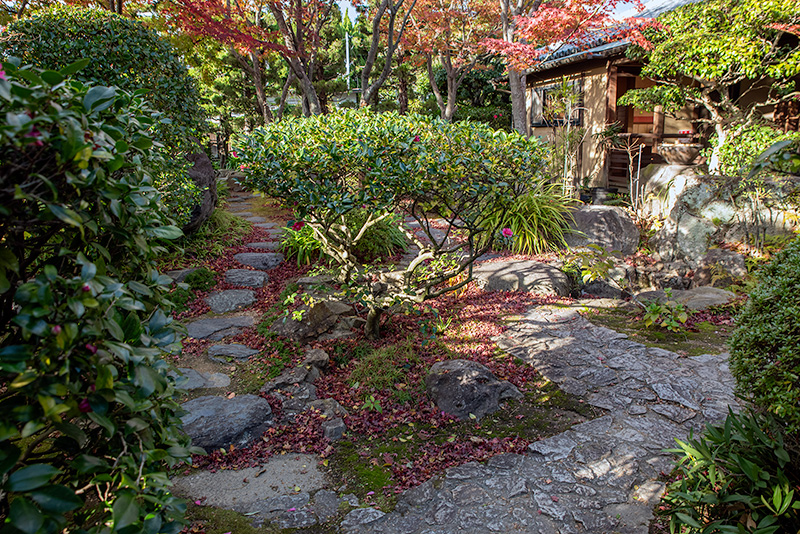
0 0 799 532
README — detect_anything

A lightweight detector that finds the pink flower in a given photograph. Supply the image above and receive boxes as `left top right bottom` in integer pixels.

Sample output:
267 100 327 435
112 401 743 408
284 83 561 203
82 283 92 292
287 508 296 512
292 221 305 231
24 129 44 147
85 343 98 354
78 399 92 413
51 325 62 335
239 164 248 170
501 228 513 238
231 150 238 158
413 136 420 142
0 70 5 80
493 115 498 119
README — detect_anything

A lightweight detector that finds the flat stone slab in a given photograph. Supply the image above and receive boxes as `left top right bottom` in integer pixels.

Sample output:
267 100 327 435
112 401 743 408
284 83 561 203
165 267 198 283
230 211 253 217
225 268 269 287
180 394 272 451
186 316 254 340
246 242 281 251
255 222 279 229
472 260 570 296
172 453 326 510
234 252 284 271
169 368 230 390
208 343 259 361
245 216 267 223
636 286 736 311
205 289 256 313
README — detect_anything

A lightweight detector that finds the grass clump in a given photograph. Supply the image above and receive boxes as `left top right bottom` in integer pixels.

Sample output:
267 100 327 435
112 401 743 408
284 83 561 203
347 340 420 401
161 209 251 268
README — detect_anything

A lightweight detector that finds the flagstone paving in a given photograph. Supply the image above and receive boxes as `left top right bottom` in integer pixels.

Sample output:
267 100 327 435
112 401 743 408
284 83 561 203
173 191 738 533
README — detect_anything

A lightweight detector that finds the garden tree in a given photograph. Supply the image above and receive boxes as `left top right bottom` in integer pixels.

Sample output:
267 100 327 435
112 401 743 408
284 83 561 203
235 110 548 338
404 0 498 121
484 0 646 135
357 0 419 108
0 61 199 533
619 0 800 172
2 6 208 225
163 0 283 124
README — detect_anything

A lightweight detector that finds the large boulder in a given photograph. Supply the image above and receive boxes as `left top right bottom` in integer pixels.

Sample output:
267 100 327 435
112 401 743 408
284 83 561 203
426 359 522 421
270 300 354 342
183 151 218 234
693 248 747 288
564 206 639 256
471 260 571 296
180 394 272 451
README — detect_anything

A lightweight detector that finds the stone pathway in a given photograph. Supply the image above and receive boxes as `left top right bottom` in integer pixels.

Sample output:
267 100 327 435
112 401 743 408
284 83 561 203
343 305 736 534
172 190 738 533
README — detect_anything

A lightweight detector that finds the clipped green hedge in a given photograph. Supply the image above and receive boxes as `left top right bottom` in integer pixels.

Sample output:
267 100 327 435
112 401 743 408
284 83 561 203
0 61 198 532
729 237 800 436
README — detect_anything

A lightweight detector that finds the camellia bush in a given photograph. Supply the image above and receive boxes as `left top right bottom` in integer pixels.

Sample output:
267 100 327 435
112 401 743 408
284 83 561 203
235 109 551 337
2 6 207 227
0 61 199 532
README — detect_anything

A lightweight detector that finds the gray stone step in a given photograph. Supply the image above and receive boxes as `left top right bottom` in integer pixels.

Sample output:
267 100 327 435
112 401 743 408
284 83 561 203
169 368 230 389
186 316 254 340
208 343 259 361
471 260 571 296
234 252 284 270
205 289 256 313
247 242 281 251
225 268 269 287
180 394 273 451
245 216 267 223
255 222 279 229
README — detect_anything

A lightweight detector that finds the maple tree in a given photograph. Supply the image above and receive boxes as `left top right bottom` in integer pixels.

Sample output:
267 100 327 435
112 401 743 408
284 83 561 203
484 0 646 135
405 0 499 121
619 0 800 172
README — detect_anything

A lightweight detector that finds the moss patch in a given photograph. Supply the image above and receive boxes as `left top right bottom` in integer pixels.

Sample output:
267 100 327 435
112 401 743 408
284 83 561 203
583 307 731 356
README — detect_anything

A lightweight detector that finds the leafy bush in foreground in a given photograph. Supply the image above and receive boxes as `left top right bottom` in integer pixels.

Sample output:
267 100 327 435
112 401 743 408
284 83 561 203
729 237 800 436
235 110 551 337
2 6 207 226
660 411 799 534
0 62 198 532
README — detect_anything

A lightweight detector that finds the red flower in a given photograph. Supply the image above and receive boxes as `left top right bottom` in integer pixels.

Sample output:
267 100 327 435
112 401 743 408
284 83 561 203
414 136 420 142
51 325 62 335
292 221 305 231
78 399 92 413
85 343 98 354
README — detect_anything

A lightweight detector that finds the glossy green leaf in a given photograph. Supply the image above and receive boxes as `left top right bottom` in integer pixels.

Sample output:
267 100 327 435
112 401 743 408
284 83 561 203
30 485 83 514
9 496 44 534
7 464 60 492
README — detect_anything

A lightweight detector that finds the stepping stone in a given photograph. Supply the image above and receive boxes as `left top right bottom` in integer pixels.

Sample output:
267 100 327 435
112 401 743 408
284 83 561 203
635 286 735 311
225 268 269 287
165 267 198 283
180 394 273 451
245 216 267 223
205 289 256 314
208 343 259 361
234 252 284 270
187 316 254 340
169 368 231 389
246 242 281 251
231 211 253 217
472 260 571 296
255 222 278 229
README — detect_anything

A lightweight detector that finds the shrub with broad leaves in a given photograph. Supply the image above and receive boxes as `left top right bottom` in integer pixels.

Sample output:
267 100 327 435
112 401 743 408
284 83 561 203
2 6 207 227
0 61 199 533
235 109 551 338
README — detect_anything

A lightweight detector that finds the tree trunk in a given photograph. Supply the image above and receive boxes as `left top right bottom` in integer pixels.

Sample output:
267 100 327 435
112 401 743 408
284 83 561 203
708 122 726 174
365 307 383 339
277 70 296 120
444 72 458 122
398 73 409 115
426 55 447 119
249 51 274 125
509 67 528 135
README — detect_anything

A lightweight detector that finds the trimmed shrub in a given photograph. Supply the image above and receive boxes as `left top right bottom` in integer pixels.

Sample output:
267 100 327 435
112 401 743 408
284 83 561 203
0 61 198 532
235 109 550 337
2 6 207 226
729 237 800 436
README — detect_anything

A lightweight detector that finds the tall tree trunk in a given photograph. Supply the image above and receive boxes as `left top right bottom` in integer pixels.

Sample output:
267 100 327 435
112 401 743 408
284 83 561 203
426 55 447 120
398 72 409 115
277 70 296 120
249 51 274 125
509 68 528 135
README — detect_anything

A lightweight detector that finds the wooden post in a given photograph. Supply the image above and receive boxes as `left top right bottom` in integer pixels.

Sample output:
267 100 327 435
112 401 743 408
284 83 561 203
653 105 665 150
606 64 618 125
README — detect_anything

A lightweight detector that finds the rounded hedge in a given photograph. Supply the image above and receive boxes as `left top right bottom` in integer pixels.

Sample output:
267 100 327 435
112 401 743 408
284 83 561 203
729 237 800 436
2 6 204 141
